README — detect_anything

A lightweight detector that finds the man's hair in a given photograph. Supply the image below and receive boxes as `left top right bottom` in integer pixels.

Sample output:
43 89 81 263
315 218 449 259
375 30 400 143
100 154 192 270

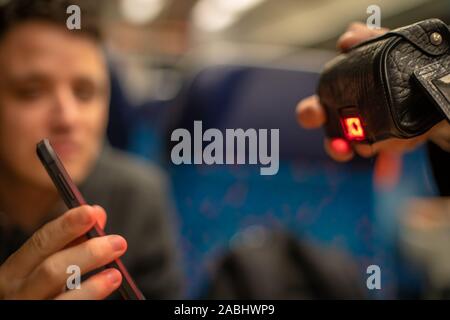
0 0 102 41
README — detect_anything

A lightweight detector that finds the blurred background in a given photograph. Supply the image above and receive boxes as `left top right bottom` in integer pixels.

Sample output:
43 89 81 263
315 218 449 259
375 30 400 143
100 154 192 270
101 0 450 107
71 0 450 299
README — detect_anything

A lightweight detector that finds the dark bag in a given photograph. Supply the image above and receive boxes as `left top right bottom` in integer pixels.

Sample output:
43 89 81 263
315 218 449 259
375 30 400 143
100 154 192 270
318 18 450 143
205 230 366 299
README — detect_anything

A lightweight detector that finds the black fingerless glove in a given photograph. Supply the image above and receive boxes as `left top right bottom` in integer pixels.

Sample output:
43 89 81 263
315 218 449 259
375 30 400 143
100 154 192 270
318 18 450 143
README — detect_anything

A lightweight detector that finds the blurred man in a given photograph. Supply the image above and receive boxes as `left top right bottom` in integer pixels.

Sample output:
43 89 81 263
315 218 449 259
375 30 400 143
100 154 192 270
296 22 450 195
0 0 182 299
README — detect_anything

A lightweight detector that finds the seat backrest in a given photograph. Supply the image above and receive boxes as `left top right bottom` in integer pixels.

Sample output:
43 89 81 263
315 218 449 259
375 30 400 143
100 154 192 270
165 65 377 295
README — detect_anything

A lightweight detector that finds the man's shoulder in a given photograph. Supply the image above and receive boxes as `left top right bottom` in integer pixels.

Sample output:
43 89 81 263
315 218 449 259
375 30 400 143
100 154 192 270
97 147 167 190
81 146 169 208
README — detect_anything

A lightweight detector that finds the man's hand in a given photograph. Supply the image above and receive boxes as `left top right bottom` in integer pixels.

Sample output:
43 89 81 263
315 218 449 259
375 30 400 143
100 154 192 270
0 205 127 300
296 22 450 162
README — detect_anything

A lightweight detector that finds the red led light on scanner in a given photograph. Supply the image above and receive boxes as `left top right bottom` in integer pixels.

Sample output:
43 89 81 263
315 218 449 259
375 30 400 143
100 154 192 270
342 116 365 141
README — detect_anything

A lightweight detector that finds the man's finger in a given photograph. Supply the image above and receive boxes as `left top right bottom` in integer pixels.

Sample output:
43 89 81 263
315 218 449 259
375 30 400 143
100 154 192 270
324 138 354 162
14 234 127 299
347 22 368 32
354 143 376 158
55 268 122 300
92 205 107 230
64 205 108 249
296 95 326 129
2 205 99 278
337 26 388 52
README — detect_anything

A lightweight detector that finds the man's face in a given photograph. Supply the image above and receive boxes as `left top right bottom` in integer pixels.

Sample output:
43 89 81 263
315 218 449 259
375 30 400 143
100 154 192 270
0 21 109 188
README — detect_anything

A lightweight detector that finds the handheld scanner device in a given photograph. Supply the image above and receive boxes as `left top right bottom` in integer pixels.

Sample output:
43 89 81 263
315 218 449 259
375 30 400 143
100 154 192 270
317 19 450 147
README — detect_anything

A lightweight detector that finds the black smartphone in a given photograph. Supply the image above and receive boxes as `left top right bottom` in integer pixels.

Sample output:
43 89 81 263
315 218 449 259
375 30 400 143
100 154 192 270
36 138 145 300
